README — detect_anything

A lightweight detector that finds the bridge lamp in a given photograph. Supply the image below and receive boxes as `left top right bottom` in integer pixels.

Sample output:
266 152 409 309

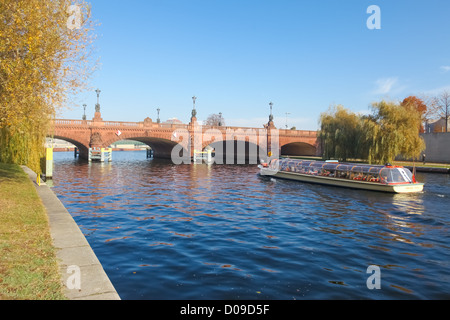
95 88 101 113
191 96 197 118
157 108 160 124
219 112 222 126
285 112 291 129
82 104 87 120
269 102 274 122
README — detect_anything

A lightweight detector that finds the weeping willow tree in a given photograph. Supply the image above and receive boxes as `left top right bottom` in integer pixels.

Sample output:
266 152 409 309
319 105 363 161
0 0 97 173
362 100 425 164
319 101 425 164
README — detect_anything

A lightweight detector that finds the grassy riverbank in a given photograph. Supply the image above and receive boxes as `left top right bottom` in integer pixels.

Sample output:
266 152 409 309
392 161 450 169
0 163 65 300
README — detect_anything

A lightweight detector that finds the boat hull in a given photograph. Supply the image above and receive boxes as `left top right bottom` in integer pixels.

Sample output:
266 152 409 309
259 167 424 194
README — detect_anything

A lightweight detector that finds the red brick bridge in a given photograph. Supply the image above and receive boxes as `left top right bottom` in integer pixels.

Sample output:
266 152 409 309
48 110 319 162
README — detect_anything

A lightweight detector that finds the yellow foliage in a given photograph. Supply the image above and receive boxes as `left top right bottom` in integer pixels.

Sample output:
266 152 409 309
0 0 97 173
319 101 425 164
364 101 425 164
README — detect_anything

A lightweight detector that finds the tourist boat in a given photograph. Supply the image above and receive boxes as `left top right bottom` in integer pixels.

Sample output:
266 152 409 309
258 158 424 193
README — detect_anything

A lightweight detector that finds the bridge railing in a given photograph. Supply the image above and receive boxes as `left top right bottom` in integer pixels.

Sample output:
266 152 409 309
159 123 189 129
53 119 190 129
103 121 141 127
278 129 317 137
52 119 317 136
199 126 317 137
54 119 85 126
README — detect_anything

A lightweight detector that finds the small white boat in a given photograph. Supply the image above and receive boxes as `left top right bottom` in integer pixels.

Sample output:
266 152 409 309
258 158 424 194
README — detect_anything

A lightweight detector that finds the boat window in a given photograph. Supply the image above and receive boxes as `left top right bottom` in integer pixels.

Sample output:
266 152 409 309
361 166 375 173
368 166 382 173
380 167 413 184
294 162 305 172
269 159 279 170
336 170 350 179
310 162 324 168
336 164 353 173
400 168 413 181
323 163 338 171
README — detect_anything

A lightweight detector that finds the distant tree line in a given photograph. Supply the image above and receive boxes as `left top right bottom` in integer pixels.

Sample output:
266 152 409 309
204 113 225 126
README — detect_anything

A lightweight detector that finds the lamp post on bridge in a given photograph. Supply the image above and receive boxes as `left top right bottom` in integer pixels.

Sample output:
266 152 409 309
82 104 87 120
192 96 197 114
191 95 197 122
285 112 291 129
157 108 160 124
269 102 274 122
266 101 276 157
267 101 275 129
93 88 103 121
95 88 101 113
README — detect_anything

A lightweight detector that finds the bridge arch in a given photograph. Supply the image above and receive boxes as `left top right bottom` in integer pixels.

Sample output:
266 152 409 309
204 139 267 164
103 135 188 160
281 142 316 157
49 134 90 159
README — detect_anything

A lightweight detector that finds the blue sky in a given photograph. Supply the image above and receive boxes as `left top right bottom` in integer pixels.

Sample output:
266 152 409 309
61 0 450 130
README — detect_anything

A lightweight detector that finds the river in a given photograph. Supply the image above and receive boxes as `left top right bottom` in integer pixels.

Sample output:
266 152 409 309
50 151 450 299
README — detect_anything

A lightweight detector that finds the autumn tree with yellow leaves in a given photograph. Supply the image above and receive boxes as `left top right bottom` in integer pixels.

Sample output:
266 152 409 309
0 0 97 173
362 101 425 164
319 100 425 164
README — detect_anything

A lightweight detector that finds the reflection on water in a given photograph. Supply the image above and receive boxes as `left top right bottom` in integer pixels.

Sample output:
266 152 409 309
51 151 450 299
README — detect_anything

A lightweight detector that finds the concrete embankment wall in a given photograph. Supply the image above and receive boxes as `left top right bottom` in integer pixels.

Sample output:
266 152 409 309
421 133 450 164
21 166 120 300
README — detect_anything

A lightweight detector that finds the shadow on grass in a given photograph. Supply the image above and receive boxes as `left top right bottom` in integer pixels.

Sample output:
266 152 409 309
0 163 27 182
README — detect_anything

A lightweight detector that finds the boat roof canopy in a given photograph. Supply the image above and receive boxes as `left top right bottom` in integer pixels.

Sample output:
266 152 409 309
277 158 387 172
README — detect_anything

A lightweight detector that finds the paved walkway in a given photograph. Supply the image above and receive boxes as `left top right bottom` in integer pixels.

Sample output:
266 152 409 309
21 166 120 300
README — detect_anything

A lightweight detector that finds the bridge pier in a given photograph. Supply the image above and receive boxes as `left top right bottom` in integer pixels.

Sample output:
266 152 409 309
41 147 53 180
88 147 112 162
76 148 90 161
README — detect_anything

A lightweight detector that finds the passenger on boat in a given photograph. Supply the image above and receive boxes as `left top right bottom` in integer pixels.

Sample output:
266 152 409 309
380 172 388 184
337 171 349 179
353 173 363 180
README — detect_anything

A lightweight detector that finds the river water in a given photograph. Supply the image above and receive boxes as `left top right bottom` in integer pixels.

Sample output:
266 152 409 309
50 151 450 300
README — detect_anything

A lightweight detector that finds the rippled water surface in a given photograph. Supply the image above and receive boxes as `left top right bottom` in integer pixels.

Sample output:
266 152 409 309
51 151 450 299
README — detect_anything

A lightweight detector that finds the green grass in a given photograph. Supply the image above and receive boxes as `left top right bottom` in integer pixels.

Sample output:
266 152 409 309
0 163 66 300
392 161 450 169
